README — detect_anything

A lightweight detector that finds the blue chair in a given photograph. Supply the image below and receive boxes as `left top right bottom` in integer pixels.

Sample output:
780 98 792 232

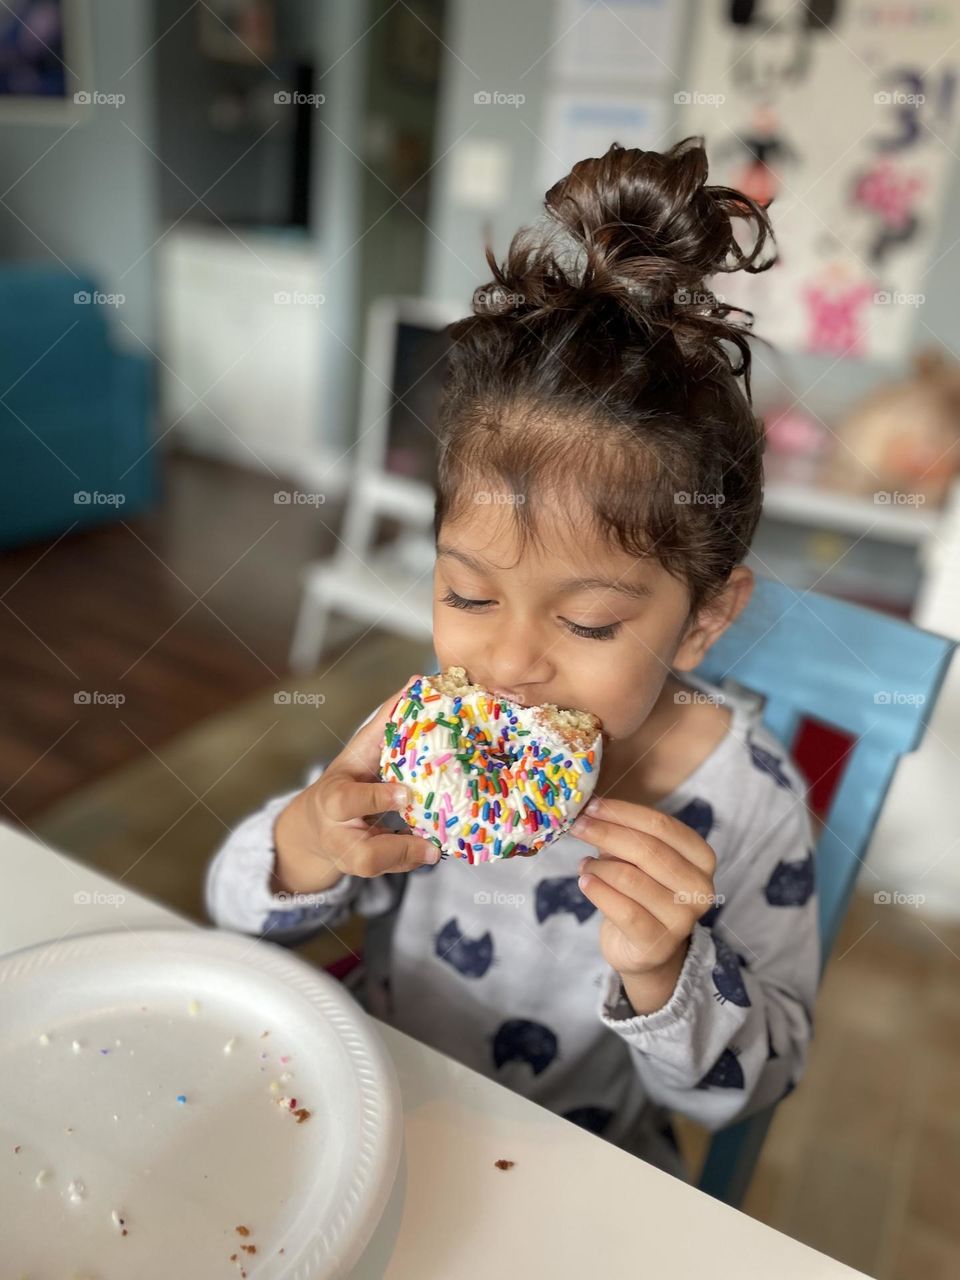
691 574 956 1207
0 263 156 549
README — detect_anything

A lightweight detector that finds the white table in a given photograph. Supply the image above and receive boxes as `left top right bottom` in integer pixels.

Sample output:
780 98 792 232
0 821 869 1279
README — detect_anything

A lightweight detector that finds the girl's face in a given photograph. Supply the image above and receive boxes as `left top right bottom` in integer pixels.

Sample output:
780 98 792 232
433 486 751 745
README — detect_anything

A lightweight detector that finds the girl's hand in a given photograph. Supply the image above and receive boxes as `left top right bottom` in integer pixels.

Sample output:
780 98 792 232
569 794 719 991
272 685 440 896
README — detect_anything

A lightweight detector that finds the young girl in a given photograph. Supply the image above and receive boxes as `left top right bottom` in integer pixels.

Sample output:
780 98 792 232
206 136 819 1182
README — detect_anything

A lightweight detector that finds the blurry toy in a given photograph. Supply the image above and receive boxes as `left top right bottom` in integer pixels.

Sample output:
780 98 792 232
763 404 831 484
823 347 960 506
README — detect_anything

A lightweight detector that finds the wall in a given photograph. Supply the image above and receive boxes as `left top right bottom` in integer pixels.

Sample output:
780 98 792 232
0 0 158 350
423 0 960 419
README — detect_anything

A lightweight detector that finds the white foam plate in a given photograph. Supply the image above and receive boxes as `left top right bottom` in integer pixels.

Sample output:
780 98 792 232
0 928 403 1278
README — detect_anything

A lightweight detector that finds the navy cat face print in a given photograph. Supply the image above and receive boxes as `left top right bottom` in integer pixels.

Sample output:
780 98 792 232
563 1105 614 1135
435 917 494 977
492 1019 559 1075
696 1046 745 1091
673 796 715 840
764 848 815 907
748 737 793 790
711 933 752 1008
535 875 598 924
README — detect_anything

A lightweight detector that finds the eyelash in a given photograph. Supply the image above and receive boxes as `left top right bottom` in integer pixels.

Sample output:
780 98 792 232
440 588 622 642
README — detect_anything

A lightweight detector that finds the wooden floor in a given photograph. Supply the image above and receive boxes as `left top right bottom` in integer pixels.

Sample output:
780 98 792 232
0 449 344 822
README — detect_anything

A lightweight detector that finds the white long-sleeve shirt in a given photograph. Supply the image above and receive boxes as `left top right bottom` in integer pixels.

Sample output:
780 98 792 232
205 672 820 1181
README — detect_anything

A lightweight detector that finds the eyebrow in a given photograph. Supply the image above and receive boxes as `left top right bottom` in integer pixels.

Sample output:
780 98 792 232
436 545 653 601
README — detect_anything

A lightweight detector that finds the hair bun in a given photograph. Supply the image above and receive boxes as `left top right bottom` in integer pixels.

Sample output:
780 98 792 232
545 135 772 295
472 136 777 391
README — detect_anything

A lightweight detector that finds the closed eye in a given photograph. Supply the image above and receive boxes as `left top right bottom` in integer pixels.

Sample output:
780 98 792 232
440 588 621 641
441 587 493 610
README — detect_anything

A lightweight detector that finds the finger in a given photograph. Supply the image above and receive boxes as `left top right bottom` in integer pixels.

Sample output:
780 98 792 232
572 813 711 895
577 873 677 969
579 855 686 930
579 867 695 967
322 776 410 824
578 797 716 875
339 684 410 777
354 830 440 876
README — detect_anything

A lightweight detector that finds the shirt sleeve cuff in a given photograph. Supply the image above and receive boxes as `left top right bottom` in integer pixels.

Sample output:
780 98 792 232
598 921 715 1040
205 787 356 934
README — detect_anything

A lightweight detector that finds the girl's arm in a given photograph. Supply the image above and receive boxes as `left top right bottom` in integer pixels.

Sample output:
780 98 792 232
205 697 418 947
204 763 365 944
595 787 820 1131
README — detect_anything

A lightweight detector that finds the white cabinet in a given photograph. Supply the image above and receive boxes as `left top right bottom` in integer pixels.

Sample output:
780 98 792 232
156 225 346 491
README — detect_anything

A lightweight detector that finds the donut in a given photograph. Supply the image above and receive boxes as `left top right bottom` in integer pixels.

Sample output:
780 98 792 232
379 666 603 864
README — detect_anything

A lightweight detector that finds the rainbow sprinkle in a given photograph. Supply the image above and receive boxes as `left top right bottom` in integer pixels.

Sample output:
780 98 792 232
380 674 600 865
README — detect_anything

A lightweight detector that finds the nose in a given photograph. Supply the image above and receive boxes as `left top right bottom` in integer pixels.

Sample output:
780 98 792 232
485 626 553 699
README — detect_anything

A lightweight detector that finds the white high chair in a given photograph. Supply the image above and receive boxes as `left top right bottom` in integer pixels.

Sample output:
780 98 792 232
288 297 461 673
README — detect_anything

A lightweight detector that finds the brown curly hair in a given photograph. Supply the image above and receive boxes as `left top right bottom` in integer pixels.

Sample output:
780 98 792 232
432 136 778 618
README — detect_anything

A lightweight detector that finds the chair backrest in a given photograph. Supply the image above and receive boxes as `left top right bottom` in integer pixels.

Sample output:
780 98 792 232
692 574 956 1205
339 296 460 562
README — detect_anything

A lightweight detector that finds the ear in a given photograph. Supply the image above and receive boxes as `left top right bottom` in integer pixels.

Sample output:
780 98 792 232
671 566 755 672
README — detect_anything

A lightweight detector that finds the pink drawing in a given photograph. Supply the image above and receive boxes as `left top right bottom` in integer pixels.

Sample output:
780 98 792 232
802 278 877 358
853 158 925 230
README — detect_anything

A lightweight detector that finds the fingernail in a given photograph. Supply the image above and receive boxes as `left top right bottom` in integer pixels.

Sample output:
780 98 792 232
578 855 594 875
585 797 601 815
393 788 409 808
424 846 441 863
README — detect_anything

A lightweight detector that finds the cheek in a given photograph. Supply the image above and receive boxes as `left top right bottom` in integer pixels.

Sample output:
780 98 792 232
581 633 672 737
432 601 477 670
579 659 649 738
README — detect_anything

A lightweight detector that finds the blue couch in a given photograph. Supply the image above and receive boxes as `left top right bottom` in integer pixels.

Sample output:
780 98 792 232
0 264 157 548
